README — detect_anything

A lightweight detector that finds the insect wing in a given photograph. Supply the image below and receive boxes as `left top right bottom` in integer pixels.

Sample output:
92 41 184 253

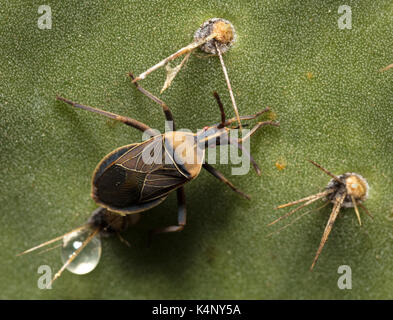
139 166 188 202
118 136 164 170
92 135 189 211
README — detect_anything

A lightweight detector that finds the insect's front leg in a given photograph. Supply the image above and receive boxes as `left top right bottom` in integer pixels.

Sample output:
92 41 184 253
238 121 280 143
222 107 271 127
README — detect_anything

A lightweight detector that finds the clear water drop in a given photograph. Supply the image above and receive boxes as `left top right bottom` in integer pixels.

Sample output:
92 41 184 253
61 228 102 275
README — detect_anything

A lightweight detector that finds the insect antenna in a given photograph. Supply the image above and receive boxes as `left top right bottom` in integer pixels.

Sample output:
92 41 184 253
214 42 242 129
16 225 89 257
267 202 330 238
48 227 101 288
308 160 342 183
310 192 346 271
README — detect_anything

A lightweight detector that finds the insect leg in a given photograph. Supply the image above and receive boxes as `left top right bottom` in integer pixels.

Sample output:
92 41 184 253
176 187 187 227
148 188 186 242
227 137 261 176
128 73 176 130
213 91 226 128
202 163 250 200
56 96 155 135
222 107 271 127
238 121 280 143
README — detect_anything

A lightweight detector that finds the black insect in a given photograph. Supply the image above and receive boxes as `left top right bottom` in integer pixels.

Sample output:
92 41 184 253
19 73 279 285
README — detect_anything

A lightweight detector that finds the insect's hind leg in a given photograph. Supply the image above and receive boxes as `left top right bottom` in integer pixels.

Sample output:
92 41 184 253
128 72 176 130
149 188 187 241
56 96 154 134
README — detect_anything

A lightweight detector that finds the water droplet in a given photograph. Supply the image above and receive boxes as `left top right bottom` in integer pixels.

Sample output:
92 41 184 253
61 228 102 275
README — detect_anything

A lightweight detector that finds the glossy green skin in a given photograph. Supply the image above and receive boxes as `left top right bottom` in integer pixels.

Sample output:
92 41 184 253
2 0 393 299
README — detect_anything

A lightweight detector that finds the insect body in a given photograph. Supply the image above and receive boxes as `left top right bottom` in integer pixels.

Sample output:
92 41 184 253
58 75 279 220
91 132 203 215
19 73 279 285
268 160 372 270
